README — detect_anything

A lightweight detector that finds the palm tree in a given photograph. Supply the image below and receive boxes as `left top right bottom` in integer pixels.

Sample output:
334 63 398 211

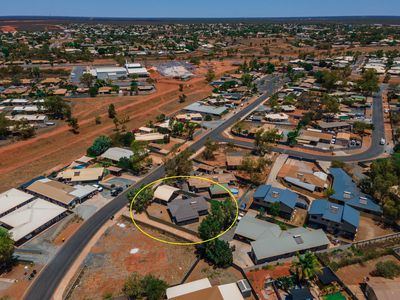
292 251 322 284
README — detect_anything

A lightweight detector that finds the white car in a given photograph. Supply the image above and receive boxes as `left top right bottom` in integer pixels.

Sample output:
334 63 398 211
380 138 386 145
92 184 103 192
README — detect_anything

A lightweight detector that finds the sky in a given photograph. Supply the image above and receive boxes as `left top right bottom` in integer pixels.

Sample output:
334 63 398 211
1 0 400 18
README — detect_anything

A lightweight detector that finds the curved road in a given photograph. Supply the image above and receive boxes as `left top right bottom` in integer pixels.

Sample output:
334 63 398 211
24 78 386 300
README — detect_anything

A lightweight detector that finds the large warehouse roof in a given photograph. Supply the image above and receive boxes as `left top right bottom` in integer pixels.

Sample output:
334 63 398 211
0 198 67 242
0 188 35 216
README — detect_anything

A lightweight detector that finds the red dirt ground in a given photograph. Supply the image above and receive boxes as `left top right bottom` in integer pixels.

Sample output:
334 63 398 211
69 220 197 299
0 60 237 192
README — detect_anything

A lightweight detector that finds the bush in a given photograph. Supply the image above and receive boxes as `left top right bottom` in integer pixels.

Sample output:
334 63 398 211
87 136 112 156
373 261 400 279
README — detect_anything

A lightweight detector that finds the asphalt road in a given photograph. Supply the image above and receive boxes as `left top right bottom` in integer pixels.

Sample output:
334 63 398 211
24 77 386 300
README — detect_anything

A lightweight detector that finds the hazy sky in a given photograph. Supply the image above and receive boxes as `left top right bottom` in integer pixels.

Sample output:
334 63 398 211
1 0 400 18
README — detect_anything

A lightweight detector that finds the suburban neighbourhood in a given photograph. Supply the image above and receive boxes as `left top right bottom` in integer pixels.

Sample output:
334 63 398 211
0 5 400 300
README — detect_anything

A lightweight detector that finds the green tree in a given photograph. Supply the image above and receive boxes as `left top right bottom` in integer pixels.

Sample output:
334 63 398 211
202 138 219 160
324 187 336 198
205 68 216 83
122 273 144 299
43 96 70 119
269 202 280 217
255 128 281 156
108 103 116 119
87 135 112 156
204 239 233 268
353 121 373 136
0 228 14 266
293 251 322 283
358 69 379 95
128 184 154 213
373 261 400 279
165 150 193 176
142 275 168 300
68 117 79 134
80 73 94 88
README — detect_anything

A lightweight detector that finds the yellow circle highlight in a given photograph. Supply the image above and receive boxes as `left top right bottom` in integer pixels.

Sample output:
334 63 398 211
129 175 239 246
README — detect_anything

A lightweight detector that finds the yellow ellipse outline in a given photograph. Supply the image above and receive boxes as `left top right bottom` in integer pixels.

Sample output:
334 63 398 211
129 175 239 246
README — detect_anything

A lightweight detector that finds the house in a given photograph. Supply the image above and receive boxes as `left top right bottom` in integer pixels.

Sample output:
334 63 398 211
226 152 245 170
25 178 96 208
265 113 289 123
184 102 227 116
335 132 351 146
317 121 351 132
0 188 35 218
329 168 382 215
7 114 48 125
308 199 360 239
209 183 230 199
153 185 180 204
166 278 244 300
234 215 329 264
57 167 104 183
0 198 67 245
167 196 209 225
100 147 133 162
278 158 329 193
252 185 298 219
297 131 333 146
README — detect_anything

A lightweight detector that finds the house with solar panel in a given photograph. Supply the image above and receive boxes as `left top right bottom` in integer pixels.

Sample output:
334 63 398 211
308 199 360 239
234 215 329 264
252 185 299 219
329 168 382 216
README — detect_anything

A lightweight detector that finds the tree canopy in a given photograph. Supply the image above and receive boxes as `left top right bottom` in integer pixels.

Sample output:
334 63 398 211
0 228 14 267
165 150 193 177
87 135 112 156
122 272 167 300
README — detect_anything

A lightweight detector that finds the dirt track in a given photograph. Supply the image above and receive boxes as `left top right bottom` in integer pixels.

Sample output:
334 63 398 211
0 61 237 192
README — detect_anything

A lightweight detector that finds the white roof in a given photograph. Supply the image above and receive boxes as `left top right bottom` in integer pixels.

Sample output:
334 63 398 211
8 115 47 122
12 105 39 112
100 147 133 161
0 188 35 216
95 67 127 73
69 185 97 199
135 133 166 141
218 283 244 300
154 185 180 202
166 278 211 299
125 63 142 68
0 198 67 242
127 67 149 75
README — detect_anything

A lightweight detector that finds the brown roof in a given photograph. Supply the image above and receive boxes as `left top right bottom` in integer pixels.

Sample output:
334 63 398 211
41 77 62 84
170 286 223 300
366 277 400 300
26 180 76 205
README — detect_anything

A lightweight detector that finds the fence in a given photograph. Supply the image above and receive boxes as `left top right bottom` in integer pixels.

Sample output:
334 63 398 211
63 264 87 300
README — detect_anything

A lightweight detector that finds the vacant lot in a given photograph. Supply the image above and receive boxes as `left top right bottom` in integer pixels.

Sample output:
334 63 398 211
336 255 400 300
355 215 395 241
69 220 197 300
0 60 237 192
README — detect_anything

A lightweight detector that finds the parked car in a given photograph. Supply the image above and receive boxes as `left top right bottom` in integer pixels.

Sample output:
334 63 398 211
380 138 386 145
92 184 103 192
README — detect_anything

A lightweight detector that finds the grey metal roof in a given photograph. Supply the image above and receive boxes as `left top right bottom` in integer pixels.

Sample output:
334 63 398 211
168 197 208 223
235 215 329 261
184 102 227 116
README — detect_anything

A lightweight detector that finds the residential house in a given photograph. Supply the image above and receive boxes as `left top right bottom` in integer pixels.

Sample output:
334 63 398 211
167 196 209 225
234 215 329 264
329 168 382 215
308 199 360 239
252 185 298 219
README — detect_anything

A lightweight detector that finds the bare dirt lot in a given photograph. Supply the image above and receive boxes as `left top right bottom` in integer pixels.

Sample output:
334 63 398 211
68 219 197 300
336 255 400 300
0 60 237 192
355 215 395 241
0 263 44 300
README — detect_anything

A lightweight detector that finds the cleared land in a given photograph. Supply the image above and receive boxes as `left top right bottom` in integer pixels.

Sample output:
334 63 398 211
68 219 197 300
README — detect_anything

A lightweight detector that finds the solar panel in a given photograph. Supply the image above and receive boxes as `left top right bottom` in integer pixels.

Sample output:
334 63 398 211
293 235 304 244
